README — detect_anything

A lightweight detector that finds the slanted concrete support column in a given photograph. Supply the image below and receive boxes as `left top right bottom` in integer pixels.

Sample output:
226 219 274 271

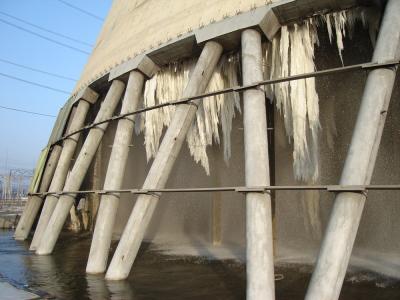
36 80 125 255
30 89 99 250
86 71 145 274
306 1 400 299
14 144 62 240
105 41 223 280
242 29 275 300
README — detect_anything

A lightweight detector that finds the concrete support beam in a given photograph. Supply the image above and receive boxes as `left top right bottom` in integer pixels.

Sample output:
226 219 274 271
105 41 223 280
14 144 62 240
36 80 125 255
74 87 99 105
305 1 400 299
242 29 275 300
30 92 99 250
86 71 145 274
15 87 99 241
109 55 159 81
88 146 102 230
270 0 383 26
195 5 280 46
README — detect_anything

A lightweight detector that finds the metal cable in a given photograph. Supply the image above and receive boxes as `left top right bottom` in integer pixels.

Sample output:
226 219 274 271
0 105 56 118
0 11 92 47
56 0 104 21
52 59 399 146
28 184 400 197
0 72 70 94
0 18 90 55
0 58 77 81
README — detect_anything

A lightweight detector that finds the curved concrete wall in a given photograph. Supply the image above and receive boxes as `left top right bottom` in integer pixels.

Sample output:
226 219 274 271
74 0 279 93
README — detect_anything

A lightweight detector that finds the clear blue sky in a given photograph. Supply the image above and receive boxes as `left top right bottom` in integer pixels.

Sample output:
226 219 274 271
0 0 112 172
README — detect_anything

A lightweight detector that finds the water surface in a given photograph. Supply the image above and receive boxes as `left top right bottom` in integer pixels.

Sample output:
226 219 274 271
0 230 399 299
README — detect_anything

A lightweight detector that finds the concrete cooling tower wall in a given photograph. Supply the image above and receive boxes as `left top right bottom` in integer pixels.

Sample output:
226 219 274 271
74 0 281 93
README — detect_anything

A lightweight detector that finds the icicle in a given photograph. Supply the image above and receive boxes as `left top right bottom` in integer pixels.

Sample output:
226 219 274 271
323 8 379 64
277 26 293 139
141 7 376 179
268 20 319 182
322 12 348 64
265 7 377 183
143 75 161 160
185 54 242 173
220 54 241 163
141 54 241 174
289 24 314 181
261 7 379 238
333 11 347 64
325 13 334 43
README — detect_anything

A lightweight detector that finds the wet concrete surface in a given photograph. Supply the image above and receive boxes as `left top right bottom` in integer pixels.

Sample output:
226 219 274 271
0 229 399 300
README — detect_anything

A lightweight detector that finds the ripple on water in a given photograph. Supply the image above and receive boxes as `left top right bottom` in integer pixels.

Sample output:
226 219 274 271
0 229 399 300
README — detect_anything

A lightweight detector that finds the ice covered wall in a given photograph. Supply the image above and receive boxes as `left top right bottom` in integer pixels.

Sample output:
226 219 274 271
266 8 379 182
140 55 241 175
99 14 400 279
134 8 378 183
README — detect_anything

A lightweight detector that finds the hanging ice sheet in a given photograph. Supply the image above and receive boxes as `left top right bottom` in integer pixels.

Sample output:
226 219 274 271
139 8 378 182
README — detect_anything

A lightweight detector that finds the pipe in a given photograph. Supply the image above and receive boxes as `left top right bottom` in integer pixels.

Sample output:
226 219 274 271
35 80 126 255
305 1 400 299
86 71 145 274
30 97 98 250
105 41 223 280
14 144 62 240
242 29 275 300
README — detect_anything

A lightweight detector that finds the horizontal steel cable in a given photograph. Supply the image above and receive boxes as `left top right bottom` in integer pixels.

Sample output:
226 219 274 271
52 59 399 147
29 184 400 197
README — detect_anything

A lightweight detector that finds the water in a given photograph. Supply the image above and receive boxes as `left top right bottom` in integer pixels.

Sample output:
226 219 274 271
0 230 399 299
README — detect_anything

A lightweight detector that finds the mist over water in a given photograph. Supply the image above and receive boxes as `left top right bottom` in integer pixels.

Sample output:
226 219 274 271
0 230 399 299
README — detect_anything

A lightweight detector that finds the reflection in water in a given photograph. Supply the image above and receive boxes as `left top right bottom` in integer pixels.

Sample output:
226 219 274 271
0 230 399 300
87 274 139 299
86 275 111 300
0 230 246 299
106 279 137 299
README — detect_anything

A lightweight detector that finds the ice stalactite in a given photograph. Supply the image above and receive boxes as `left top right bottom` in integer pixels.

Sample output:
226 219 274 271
187 55 241 173
139 8 378 180
141 54 241 175
264 8 378 240
325 10 347 64
324 8 381 62
267 19 320 183
142 61 191 161
266 8 378 183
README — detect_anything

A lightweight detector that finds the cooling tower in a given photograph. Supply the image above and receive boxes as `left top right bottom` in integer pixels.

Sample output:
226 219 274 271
16 0 400 299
